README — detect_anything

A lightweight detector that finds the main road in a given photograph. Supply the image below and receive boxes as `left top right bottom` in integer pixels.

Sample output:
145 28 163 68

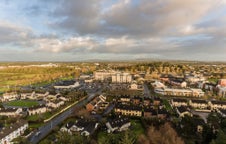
28 89 102 144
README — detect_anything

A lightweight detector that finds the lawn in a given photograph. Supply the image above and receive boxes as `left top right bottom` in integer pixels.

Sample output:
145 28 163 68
5 100 39 107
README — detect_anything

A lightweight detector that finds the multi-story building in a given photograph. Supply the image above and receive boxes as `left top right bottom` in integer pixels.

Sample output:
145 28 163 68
114 104 142 117
154 88 204 97
28 105 48 115
0 120 28 144
94 70 116 81
1 93 19 102
112 73 132 83
171 98 188 107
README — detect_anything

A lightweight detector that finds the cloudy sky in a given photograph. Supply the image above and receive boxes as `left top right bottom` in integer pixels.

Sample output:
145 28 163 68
0 0 226 61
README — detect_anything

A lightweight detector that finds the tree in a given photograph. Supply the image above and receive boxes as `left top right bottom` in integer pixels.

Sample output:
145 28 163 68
119 131 135 144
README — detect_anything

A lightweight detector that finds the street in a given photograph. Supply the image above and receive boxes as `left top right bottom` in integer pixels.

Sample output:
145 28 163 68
28 89 102 144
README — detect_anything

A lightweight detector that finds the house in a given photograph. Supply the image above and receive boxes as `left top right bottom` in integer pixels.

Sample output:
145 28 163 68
115 104 142 117
28 105 47 115
106 117 131 133
47 100 65 109
0 108 23 117
189 99 208 109
171 98 188 107
143 97 152 106
1 93 19 102
153 97 162 106
99 102 109 110
143 107 157 118
130 83 138 90
158 108 168 119
62 119 98 136
209 101 226 110
130 83 143 90
80 121 99 136
0 120 28 144
86 95 107 112
132 96 142 105
176 106 192 117
86 102 96 112
119 95 130 103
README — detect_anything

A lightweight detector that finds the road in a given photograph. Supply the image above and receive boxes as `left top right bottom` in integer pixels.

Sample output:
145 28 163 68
28 89 102 144
143 83 151 98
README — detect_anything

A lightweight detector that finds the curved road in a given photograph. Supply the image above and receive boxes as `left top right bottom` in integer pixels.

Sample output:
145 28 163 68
28 90 101 144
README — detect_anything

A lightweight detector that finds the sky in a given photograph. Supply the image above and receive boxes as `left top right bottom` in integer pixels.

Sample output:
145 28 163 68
0 0 226 61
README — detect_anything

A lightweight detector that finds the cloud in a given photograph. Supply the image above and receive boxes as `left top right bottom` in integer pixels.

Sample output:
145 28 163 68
0 0 226 61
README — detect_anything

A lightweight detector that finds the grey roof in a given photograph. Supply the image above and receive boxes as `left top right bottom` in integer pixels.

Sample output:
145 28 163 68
0 120 28 139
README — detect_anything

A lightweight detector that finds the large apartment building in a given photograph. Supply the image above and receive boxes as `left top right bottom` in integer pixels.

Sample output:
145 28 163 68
94 70 116 81
112 73 132 83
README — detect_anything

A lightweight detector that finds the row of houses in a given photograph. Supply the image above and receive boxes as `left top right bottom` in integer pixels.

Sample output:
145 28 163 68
171 98 226 110
154 87 204 97
114 104 168 119
0 120 28 144
118 95 161 106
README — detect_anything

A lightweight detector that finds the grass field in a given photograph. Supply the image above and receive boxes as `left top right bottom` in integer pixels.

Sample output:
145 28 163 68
5 100 39 107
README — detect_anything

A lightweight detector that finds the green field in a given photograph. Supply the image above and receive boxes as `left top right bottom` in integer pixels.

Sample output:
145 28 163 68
5 100 39 107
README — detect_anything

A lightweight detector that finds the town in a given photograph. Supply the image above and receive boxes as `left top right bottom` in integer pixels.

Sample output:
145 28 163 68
1 62 226 144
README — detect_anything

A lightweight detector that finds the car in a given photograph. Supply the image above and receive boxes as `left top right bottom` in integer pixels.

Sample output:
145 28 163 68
35 131 41 137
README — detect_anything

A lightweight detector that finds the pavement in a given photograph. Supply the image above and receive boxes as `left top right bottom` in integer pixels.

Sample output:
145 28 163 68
28 89 102 144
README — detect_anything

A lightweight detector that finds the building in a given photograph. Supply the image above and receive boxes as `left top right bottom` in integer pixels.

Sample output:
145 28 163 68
54 81 80 89
154 88 204 97
171 98 188 107
143 107 157 118
132 96 142 105
115 104 142 117
189 100 208 109
106 117 131 133
0 108 23 117
209 101 226 110
119 95 131 104
28 105 47 115
112 73 132 83
1 93 19 102
47 100 65 109
143 97 152 106
0 120 28 144
94 70 115 81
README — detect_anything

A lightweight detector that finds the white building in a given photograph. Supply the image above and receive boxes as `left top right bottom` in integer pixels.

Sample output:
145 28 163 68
28 105 47 115
0 120 28 144
94 70 116 81
1 93 19 102
112 73 132 83
154 88 204 97
54 82 80 89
